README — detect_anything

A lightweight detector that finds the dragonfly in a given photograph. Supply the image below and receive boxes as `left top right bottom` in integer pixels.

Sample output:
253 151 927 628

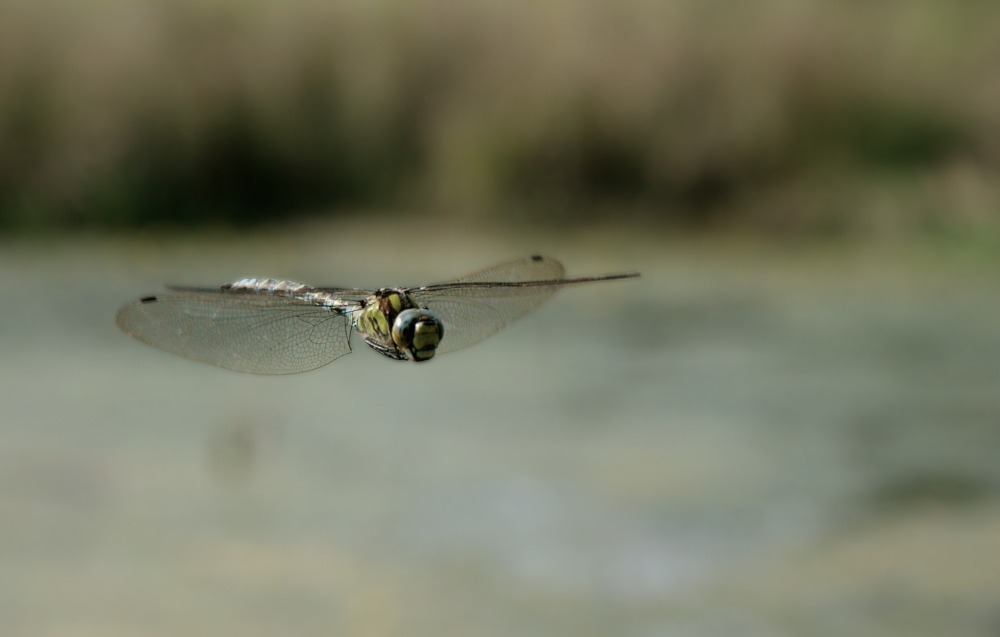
116 255 640 374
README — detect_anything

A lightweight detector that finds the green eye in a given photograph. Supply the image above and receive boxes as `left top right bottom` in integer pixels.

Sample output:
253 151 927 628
392 309 443 362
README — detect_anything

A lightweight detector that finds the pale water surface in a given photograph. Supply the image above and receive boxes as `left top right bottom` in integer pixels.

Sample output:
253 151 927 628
1 223 999 636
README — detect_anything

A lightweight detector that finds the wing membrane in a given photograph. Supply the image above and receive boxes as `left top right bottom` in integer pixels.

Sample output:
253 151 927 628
116 291 353 374
408 256 639 354
439 255 566 285
407 256 566 354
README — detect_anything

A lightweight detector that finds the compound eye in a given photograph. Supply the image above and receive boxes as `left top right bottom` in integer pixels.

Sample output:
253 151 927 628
391 309 444 362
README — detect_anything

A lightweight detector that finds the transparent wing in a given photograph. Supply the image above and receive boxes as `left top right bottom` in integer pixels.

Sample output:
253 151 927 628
407 256 567 354
437 255 567 285
116 291 354 374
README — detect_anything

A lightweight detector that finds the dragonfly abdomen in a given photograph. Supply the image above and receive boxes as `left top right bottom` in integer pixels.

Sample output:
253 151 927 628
224 278 313 295
223 278 354 312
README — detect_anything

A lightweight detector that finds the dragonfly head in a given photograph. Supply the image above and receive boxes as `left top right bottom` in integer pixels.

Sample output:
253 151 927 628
391 309 444 362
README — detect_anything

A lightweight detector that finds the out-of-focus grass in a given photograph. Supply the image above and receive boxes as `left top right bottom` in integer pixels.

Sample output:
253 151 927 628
0 0 998 236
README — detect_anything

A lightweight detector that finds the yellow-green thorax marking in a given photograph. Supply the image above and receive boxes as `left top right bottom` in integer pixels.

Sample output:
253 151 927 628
353 289 444 362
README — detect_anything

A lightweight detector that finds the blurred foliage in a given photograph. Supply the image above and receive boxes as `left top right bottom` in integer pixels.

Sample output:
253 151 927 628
0 0 999 235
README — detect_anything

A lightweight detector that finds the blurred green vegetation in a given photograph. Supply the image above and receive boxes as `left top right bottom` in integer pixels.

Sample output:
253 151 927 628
0 0 998 235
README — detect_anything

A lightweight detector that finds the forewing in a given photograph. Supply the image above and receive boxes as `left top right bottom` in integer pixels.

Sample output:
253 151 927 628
116 291 353 374
440 255 565 284
407 256 566 354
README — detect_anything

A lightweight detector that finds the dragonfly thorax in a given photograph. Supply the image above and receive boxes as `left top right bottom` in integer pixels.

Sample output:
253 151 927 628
353 289 443 362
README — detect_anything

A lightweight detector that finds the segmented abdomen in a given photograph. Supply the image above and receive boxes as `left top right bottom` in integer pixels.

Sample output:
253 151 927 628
223 278 353 311
224 278 313 295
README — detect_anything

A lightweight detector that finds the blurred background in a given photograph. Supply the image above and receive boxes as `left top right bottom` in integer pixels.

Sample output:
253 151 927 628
2 0 1000 635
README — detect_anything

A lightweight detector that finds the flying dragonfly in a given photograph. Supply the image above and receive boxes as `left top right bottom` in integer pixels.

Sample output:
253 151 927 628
116 255 640 374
